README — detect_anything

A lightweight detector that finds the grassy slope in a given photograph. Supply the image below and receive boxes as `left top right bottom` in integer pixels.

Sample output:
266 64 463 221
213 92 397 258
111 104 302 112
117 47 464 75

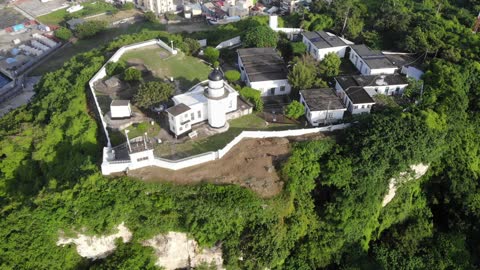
37 1 117 25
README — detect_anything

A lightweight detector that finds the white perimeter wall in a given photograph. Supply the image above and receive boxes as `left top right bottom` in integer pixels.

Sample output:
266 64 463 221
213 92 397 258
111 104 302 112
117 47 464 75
249 80 291 96
101 123 351 175
89 39 177 147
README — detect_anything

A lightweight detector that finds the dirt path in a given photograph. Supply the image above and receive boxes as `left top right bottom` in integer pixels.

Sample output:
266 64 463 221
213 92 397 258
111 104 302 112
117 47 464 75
128 134 325 198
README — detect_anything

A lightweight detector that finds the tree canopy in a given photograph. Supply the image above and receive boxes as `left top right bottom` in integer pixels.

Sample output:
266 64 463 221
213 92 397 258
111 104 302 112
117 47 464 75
133 81 174 108
243 25 278 48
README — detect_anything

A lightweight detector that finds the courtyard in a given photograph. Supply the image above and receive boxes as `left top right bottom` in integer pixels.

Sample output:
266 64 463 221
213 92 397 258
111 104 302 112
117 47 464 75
120 45 211 91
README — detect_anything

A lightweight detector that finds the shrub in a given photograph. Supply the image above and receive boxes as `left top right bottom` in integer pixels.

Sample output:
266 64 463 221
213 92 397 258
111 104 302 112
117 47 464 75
134 81 174 108
121 2 135 10
123 67 142 81
203 46 220 64
224 70 241 83
144 11 157 23
285 100 305 119
105 61 126 76
54 27 72 41
75 20 107 39
238 87 263 111
243 25 278 48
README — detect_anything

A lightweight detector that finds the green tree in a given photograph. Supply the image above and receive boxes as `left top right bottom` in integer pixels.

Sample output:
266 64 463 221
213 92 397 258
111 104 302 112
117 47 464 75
203 47 220 64
243 25 278 48
133 81 174 108
224 70 240 83
144 11 157 23
105 61 127 77
123 67 142 81
318 52 341 78
121 2 135 10
288 56 326 90
75 20 107 39
54 27 72 41
285 100 305 119
238 86 263 111
181 38 201 56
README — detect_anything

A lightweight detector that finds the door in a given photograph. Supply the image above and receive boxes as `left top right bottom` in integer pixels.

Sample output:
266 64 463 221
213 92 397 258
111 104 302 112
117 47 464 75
269 88 275 95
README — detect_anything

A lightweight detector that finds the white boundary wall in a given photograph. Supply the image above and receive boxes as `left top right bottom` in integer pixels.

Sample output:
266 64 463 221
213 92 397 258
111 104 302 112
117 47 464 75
215 36 241 49
89 39 177 147
101 123 350 175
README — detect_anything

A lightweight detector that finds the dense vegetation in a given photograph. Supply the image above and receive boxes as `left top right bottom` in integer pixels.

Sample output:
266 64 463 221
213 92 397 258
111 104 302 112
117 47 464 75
1 1 480 269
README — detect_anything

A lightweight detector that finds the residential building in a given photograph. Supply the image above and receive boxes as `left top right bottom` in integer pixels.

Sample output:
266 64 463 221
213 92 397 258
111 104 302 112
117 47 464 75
334 74 409 97
137 0 175 14
336 86 375 114
302 31 350 61
300 88 346 126
110 100 132 119
349 44 398 75
237 47 291 96
166 68 239 136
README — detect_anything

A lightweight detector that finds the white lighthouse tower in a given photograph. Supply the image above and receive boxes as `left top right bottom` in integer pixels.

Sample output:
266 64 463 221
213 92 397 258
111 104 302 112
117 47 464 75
206 68 228 128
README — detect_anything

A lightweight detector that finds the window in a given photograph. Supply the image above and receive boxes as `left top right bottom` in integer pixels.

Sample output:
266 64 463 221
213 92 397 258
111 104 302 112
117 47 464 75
137 157 148 162
170 115 173 121
280 86 285 92
361 105 365 109
179 126 183 131
385 87 390 94
197 110 201 118
184 114 189 120
191 112 194 120
229 100 232 108
354 105 358 109
328 112 334 119
375 87 378 92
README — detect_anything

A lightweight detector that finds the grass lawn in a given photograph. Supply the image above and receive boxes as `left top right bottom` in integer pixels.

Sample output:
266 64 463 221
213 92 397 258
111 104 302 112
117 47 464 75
30 22 166 76
37 1 118 25
110 121 162 146
121 47 211 90
154 113 302 158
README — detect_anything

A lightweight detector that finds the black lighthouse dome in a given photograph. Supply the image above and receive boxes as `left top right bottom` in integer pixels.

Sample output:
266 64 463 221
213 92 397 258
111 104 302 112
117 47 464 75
208 68 223 81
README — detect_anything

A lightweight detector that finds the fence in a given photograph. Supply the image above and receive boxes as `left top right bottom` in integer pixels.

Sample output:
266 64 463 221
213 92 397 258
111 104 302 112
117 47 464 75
89 39 178 148
215 36 241 49
101 123 350 175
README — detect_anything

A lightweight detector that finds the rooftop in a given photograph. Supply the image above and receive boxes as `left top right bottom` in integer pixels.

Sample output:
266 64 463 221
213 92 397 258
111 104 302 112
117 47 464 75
335 74 408 90
237 48 288 82
110 100 130 107
300 88 345 111
302 31 346 49
173 80 238 107
166 103 191 116
345 87 375 104
351 44 396 69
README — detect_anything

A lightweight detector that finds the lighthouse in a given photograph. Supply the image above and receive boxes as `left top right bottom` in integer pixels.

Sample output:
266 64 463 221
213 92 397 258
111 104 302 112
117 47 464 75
206 68 228 128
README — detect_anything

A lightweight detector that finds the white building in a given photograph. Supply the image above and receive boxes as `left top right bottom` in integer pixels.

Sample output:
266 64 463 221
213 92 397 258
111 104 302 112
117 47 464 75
237 47 291 96
302 31 350 61
335 74 409 97
166 69 239 136
110 100 132 119
349 45 398 75
137 0 176 14
300 88 346 126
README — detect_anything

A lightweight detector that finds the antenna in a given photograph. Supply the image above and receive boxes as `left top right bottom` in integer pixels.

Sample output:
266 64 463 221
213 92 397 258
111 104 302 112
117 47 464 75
125 129 132 153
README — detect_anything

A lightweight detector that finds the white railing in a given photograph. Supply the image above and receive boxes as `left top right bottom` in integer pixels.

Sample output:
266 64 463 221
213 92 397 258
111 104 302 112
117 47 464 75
101 123 351 175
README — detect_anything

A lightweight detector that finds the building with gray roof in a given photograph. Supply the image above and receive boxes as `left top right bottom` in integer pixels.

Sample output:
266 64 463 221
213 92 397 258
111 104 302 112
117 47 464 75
299 88 346 126
302 31 352 61
349 44 398 75
237 47 291 96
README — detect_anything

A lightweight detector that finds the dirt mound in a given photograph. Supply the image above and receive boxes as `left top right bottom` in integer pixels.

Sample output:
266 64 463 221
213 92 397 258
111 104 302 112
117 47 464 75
128 134 325 197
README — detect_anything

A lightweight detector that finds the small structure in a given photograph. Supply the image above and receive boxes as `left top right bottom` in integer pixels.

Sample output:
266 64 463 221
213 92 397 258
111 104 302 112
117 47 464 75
335 74 409 97
66 18 86 30
335 85 375 115
302 31 350 61
349 44 398 75
237 47 291 96
105 77 121 88
300 88 346 126
12 24 25 32
166 68 239 136
110 100 132 119
67 5 84 13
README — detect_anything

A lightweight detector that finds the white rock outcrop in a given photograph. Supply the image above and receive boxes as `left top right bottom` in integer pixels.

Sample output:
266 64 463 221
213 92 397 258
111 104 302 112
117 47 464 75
57 222 132 259
382 164 429 207
143 232 224 270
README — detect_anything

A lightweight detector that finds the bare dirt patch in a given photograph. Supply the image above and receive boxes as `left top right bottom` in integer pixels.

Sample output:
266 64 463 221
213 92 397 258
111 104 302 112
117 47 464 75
127 134 325 198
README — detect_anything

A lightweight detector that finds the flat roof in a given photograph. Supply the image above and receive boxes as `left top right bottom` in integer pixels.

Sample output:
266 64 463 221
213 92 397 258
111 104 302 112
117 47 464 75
335 74 408 90
111 100 130 106
166 103 191 116
351 44 396 69
345 87 375 104
302 31 346 49
237 48 288 82
300 88 345 111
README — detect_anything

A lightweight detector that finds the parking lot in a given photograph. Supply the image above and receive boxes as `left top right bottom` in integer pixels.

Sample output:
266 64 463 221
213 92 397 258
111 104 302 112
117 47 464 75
13 0 68 18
